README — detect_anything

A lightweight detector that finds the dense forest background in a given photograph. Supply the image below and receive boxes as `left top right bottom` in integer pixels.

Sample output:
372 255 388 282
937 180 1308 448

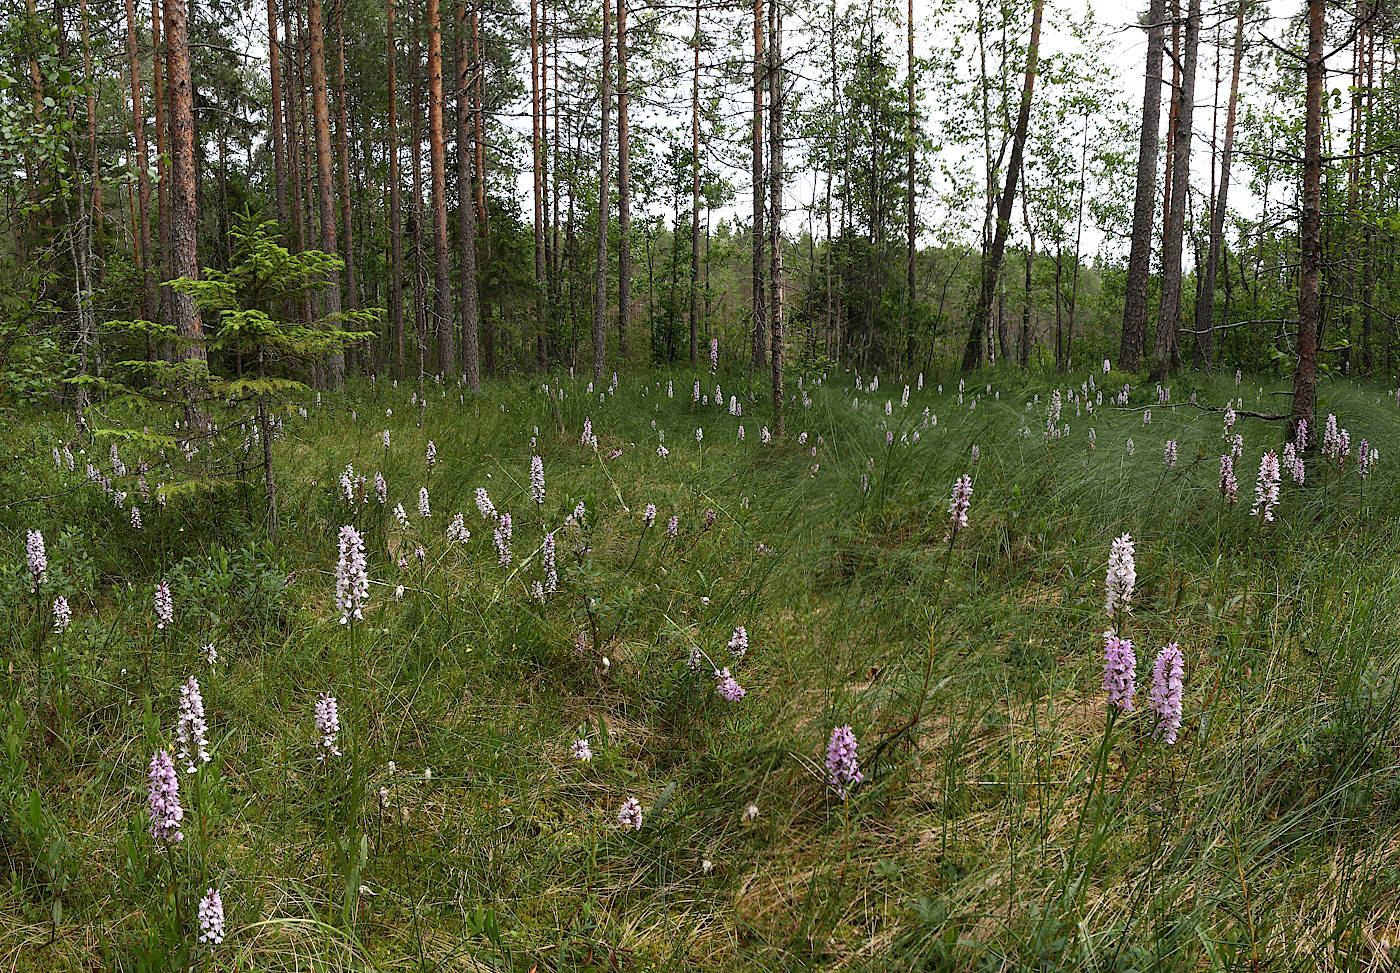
0 0 1394 427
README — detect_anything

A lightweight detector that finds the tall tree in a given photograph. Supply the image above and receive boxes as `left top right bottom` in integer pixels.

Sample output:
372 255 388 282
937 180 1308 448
426 0 454 374
690 0 701 365
618 0 632 362
267 0 289 236
1292 0 1323 442
768 0 784 434
410 1 427 392
530 0 546 366
756 0 767 375
750 0 765 372
1193 0 1246 368
592 0 611 380
904 0 916 368
307 0 346 384
125 0 156 320
961 0 1044 372
473 8 493 376
1119 0 1166 372
388 0 404 377
1148 0 1200 381
455 0 480 391
333 0 359 317
152 0 169 325
283 0 311 327
162 0 207 385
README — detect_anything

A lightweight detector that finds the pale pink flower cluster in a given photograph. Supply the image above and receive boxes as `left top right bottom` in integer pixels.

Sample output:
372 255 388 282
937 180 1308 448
1104 534 1136 619
1219 455 1238 503
1281 441 1305 486
945 475 972 543
155 581 174 629
315 693 341 760
335 526 369 623
493 513 513 566
1251 451 1281 522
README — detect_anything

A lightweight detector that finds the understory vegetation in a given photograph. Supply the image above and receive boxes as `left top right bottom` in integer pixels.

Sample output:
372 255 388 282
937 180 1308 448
3 364 1399 970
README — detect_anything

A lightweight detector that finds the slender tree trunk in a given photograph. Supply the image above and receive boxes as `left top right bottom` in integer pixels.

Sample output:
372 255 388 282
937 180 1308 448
768 0 784 435
23 0 42 237
268 0 289 235
1119 0 1166 371
308 0 346 384
455 0 480 391
125 0 156 320
551 6 561 310
1020 210 1034 367
388 0 404 378
961 0 1043 372
426 0 454 375
1066 115 1089 368
530 0 547 369
72 0 100 388
473 9 493 376
151 0 169 330
1292 0 1324 443
690 0 701 366
541 0 553 328
1359 5 1374 372
1161 2 1180 239
1194 0 1245 370
619 0 633 363
79 0 103 280
409 6 427 394
163 0 207 392
904 0 916 368
1148 0 1200 381
591 0 611 380
751 0 766 372
334 0 359 317
283 0 311 328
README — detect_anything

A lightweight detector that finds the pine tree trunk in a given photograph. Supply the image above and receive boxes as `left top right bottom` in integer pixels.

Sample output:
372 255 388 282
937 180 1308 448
1119 0 1165 372
267 0 289 236
334 0 359 318
768 0 784 435
1359 7 1375 373
690 0 700 366
1149 0 1200 382
591 0 611 380
750 0 766 373
388 0 404 378
961 0 1043 372
125 0 156 321
530 0 546 368
1193 0 1245 370
308 0 346 385
551 6 561 309
618 0 632 363
455 0 480 391
473 9 493 376
1292 0 1324 444
904 0 916 368
152 0 169 331
163 0 204 368
409 3 427 392
283 0 311 327
426 0 454 375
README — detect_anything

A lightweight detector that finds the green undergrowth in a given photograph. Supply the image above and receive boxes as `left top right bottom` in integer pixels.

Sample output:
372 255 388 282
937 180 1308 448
2 364 1399 971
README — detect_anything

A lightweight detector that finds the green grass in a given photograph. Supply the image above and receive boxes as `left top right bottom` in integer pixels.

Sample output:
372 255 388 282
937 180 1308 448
3 363 1400 971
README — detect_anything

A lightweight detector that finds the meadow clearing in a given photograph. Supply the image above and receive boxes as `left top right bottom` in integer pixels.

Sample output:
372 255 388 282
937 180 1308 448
3 364 1398 971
